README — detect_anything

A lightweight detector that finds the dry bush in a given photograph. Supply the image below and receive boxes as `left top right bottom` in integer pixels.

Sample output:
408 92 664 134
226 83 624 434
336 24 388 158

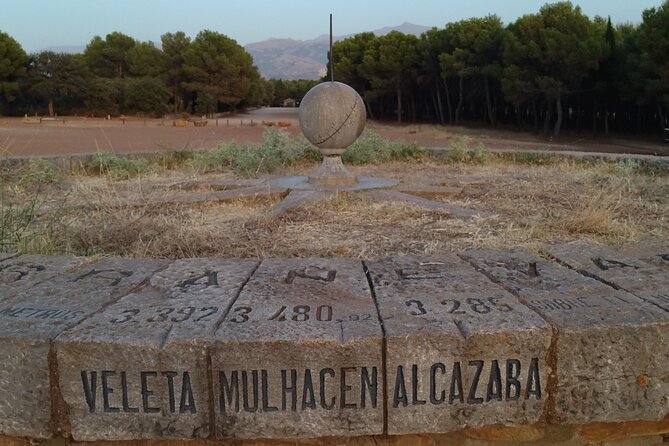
558 191 633 237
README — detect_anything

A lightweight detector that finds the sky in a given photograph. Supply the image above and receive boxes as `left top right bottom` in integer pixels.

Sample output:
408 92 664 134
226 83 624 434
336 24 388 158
1 0 664 52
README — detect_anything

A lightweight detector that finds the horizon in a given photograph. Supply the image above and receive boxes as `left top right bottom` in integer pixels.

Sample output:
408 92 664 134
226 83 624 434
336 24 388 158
1 0 664 53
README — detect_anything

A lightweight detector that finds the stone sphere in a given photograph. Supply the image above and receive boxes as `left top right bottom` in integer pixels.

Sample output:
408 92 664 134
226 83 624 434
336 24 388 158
299 81 366 156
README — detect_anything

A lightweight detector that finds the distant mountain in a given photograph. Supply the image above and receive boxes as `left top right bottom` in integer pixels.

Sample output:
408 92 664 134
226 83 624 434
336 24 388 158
246 22 430 80
35 23 430 80
246 38 330 80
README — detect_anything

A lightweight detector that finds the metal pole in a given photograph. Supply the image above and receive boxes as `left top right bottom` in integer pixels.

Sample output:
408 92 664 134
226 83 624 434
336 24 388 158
330 13 334 82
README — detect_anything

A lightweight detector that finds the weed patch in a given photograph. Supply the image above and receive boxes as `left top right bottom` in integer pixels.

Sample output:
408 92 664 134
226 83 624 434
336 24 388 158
190 128 321 176
88 152 149 179
343 130 424 164
442 136 492 164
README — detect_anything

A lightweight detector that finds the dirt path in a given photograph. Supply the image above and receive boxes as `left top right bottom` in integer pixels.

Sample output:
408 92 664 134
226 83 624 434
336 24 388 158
1 108 667 158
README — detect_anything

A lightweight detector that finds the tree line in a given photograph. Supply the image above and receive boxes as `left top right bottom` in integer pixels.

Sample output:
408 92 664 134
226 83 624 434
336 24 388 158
327 1 669 137
0 29 316 117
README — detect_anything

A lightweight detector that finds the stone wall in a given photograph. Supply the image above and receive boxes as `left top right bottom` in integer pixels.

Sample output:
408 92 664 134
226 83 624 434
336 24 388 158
0 242 668 445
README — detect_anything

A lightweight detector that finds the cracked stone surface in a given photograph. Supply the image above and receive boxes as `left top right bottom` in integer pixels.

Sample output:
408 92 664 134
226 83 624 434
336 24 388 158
211 258 383 439
367 255 551 434
462 249 669 424
0 257 167 439
55 258 258 441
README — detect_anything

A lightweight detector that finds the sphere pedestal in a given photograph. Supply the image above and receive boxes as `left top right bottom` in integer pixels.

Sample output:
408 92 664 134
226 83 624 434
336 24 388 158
299 81 367 188
308 156 357 186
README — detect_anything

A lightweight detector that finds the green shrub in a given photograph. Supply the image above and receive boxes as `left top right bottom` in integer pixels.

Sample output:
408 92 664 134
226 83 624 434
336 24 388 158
231 129 323 177
343 130 424 165
27 159 62 183
612 159 638 178
637 160 669 177
189 129 321 177
0 159 63 185
190 142 239 173
152 150 194 170
443 136 491 164
88 152 149 179
388 140 423 160
445 135 472 162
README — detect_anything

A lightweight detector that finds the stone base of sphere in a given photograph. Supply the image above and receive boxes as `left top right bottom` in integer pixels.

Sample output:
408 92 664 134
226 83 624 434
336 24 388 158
308 156 357 186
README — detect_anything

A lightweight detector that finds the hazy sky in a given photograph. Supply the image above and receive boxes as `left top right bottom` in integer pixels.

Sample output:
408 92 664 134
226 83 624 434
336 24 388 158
1 0 663 52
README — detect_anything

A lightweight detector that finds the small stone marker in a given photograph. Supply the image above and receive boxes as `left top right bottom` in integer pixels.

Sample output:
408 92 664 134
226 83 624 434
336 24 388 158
366 256 551 434
212 258 383 438
545 241 669 311
56 258 258 441
0 254 80 302
461 249 669 424
0 257 168 439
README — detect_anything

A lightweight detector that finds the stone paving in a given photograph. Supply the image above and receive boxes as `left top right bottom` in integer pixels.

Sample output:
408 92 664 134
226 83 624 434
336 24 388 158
110 176 490 219
0 243 668 441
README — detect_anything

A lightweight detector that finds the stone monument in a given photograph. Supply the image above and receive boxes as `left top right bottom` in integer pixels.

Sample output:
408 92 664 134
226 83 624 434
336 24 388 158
108 16 486 219
299 81 366 185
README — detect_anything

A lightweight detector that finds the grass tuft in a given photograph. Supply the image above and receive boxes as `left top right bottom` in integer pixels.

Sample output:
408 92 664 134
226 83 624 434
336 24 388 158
189 128 321 176
343 130 424 165
442 136 492 164
88 152 149 179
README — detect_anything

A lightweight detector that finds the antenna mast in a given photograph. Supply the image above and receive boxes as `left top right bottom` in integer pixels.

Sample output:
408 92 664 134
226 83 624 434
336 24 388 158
330 14 334 82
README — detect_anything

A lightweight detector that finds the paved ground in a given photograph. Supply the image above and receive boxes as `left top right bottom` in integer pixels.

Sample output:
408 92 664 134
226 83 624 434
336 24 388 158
1 108 667 158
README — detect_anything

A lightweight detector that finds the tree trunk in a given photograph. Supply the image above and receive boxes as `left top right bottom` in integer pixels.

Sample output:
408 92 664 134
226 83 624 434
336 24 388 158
484 75 496 127
174 81 180 112
493 92 498 127
455 76 464 124
431 94 440 124
592 100 598 135
658 102 666 131
604 106 610 137
364 99 375 120
410 94 417 122
532 102 539 132
516 106 522 128
396 78 402 123
443 79 453 124
48 98 54 117
435 79 445 125
553 94 563 138
543 101 553 135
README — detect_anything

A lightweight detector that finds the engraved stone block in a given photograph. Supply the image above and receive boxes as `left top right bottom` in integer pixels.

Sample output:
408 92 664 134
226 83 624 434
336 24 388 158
0 255 80 302
462 249 669 424
212 259 383 438
56 258 258 441
0 257 167 438
367 256 551 434
545 242 669 311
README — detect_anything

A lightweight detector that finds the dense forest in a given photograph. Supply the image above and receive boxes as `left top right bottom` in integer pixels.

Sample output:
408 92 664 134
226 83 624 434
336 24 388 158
0 1 668 137
328 1 669 137
0 29 315 117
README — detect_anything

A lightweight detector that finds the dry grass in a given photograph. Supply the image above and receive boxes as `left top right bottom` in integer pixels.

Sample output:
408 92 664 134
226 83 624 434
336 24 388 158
2 155 667 259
